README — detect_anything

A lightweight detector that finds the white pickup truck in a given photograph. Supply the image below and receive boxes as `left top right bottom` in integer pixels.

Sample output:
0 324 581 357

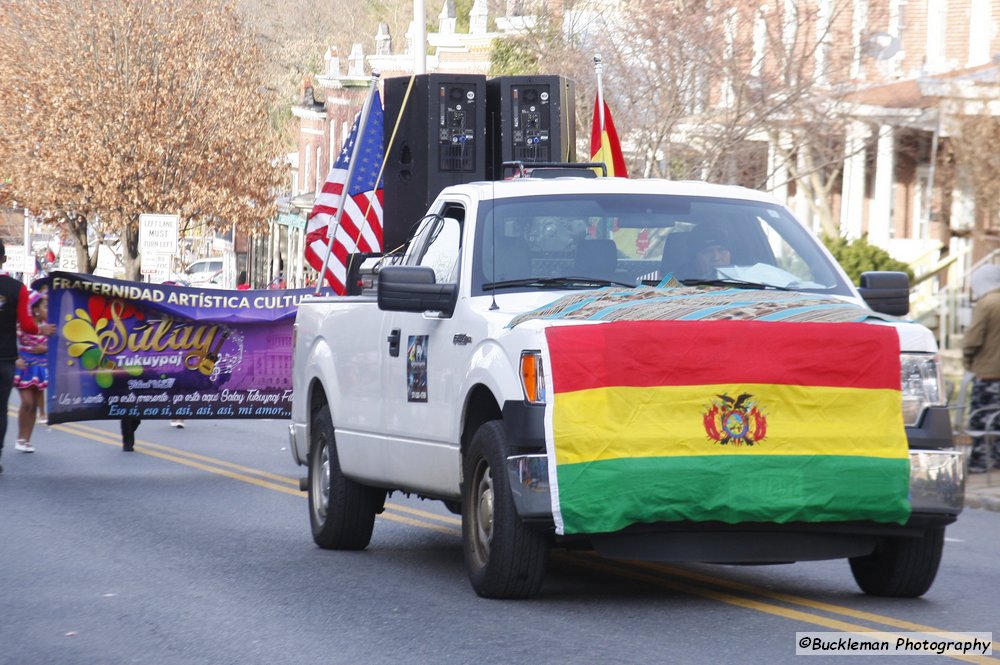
288 175 963 599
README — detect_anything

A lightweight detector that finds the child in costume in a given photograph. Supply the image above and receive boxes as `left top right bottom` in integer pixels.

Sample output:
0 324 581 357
13 291 49 453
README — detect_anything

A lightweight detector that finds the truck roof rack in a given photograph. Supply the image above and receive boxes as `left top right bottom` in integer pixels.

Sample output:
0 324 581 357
501 161 606 179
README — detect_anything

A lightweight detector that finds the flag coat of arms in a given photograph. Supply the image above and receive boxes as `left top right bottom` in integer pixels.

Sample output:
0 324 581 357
305 92 385 294
543 319 911 535
590 95 627 178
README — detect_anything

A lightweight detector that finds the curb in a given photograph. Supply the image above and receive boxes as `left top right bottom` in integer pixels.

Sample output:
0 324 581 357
965 492 1000 512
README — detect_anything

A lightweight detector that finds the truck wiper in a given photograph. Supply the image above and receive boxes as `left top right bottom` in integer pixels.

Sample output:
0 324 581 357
679 278 794 291
483 276 635 290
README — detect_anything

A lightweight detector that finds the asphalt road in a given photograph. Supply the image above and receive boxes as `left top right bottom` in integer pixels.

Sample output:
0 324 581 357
1 415 997 665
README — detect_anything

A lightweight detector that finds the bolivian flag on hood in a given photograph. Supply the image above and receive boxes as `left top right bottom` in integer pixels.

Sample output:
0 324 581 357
544 319 910 536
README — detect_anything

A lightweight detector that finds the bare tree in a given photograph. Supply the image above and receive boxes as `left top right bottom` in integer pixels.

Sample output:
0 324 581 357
238 0 437 146
948 110 1000 237
0 0 287 279
490 0 875 236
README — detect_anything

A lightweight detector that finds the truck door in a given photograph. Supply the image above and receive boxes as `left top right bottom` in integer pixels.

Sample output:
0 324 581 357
378 203 469 496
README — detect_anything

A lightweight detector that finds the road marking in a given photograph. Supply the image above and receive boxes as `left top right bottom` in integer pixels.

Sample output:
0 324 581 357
47 418 994 659
58 421 300 486
52 421 463 536
559 554 996 664
635 560 998 652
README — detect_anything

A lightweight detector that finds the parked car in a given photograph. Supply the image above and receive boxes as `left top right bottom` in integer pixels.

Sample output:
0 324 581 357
184 258 224 288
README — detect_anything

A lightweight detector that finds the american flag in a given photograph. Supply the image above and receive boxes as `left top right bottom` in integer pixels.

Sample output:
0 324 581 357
305 91 385 294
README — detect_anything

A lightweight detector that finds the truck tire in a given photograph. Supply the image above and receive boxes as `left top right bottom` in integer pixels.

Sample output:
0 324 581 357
849 528 944 597
308 405 384 550
462 420 548 598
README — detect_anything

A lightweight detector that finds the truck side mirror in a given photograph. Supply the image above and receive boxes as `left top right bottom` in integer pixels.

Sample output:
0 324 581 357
858 271 910 316
377 266 457 317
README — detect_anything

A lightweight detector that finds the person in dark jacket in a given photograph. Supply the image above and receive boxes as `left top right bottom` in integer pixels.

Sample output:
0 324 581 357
0 240 56 474
963 264 1000 473
120 416 141 452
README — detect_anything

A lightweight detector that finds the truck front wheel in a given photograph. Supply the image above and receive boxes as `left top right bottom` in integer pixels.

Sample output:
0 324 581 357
849 528 944 597
309 405 384 550
462 420 548 598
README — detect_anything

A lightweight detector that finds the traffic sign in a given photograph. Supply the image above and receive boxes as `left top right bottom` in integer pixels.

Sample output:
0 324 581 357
1 244 31 274
141 253 171 282
139 214 179 255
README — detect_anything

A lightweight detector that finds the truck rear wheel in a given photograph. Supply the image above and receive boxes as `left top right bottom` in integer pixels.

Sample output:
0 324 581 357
849 528 944 597
309 405 384 550
462 420 548 598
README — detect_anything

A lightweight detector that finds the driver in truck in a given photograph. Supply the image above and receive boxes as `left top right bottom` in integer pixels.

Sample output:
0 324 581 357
689 228 732 278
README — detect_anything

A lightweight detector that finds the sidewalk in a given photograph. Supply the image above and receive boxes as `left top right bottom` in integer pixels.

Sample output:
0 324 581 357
965 469 1000 511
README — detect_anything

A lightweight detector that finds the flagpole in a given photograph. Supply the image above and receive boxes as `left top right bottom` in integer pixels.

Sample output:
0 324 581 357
315 71 381 295
594 53 605 131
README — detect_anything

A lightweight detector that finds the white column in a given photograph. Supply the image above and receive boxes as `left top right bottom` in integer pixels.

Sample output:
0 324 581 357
766 131 792 206
271 222 281 282
869 124 895 247
840 121 868 239
293 226 304 288
794 148 814 230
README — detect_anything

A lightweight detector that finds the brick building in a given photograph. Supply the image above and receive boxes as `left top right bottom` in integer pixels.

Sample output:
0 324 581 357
282 0 1000 346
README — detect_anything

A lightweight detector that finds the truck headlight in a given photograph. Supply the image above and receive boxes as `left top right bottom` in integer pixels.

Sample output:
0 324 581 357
900 354 945 426
519 351 546 405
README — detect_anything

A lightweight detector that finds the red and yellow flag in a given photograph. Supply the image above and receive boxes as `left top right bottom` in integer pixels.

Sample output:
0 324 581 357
589 95 627 178
544 320 910 535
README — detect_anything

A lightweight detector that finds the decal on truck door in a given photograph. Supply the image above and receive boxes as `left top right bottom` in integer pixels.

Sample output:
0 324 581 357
407 335 428 402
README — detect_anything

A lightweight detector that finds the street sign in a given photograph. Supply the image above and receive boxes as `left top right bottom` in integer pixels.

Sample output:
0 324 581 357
141 253 171 282
1 244 31 274
58 249 79 271
139 213 179 255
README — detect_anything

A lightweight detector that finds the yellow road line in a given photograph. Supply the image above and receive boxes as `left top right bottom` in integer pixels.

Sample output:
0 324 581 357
560 553 994 664
635 560 1000 652
52 420 463 535
58 421 299 486
45 417 994 659
387 502 462 526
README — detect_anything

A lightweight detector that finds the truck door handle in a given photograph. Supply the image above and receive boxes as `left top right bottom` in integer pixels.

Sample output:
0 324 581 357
387 328 401 357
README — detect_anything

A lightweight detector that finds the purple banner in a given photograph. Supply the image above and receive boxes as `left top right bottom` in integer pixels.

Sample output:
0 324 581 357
46 271 320 424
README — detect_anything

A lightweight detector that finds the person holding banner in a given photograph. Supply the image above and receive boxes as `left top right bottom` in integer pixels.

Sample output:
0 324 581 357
120 417 141 452
0 240 56 474
13 290 50 453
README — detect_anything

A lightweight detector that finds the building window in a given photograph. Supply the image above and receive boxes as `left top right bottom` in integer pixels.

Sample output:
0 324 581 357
968 0 990 66
815 0 832 85
303 146 313 195
851 0 869 79
752 6 766 78
925 0 948 72
315 144 323 194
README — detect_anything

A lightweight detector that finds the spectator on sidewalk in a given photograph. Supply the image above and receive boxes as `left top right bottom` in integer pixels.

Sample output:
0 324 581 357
963 263 1000 473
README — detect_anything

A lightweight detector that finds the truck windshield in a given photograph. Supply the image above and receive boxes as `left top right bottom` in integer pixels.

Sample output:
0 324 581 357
472 193 853 297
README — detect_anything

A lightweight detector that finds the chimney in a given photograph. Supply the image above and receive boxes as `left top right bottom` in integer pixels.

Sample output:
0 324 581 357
438 0 456 35
301 76 316 107
470 0 488 35
375 22 392 56
347 43 365 76
324 47 340 77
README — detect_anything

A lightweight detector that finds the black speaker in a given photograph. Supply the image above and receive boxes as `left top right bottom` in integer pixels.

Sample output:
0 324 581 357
486 75 576 180
383 74 487 253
